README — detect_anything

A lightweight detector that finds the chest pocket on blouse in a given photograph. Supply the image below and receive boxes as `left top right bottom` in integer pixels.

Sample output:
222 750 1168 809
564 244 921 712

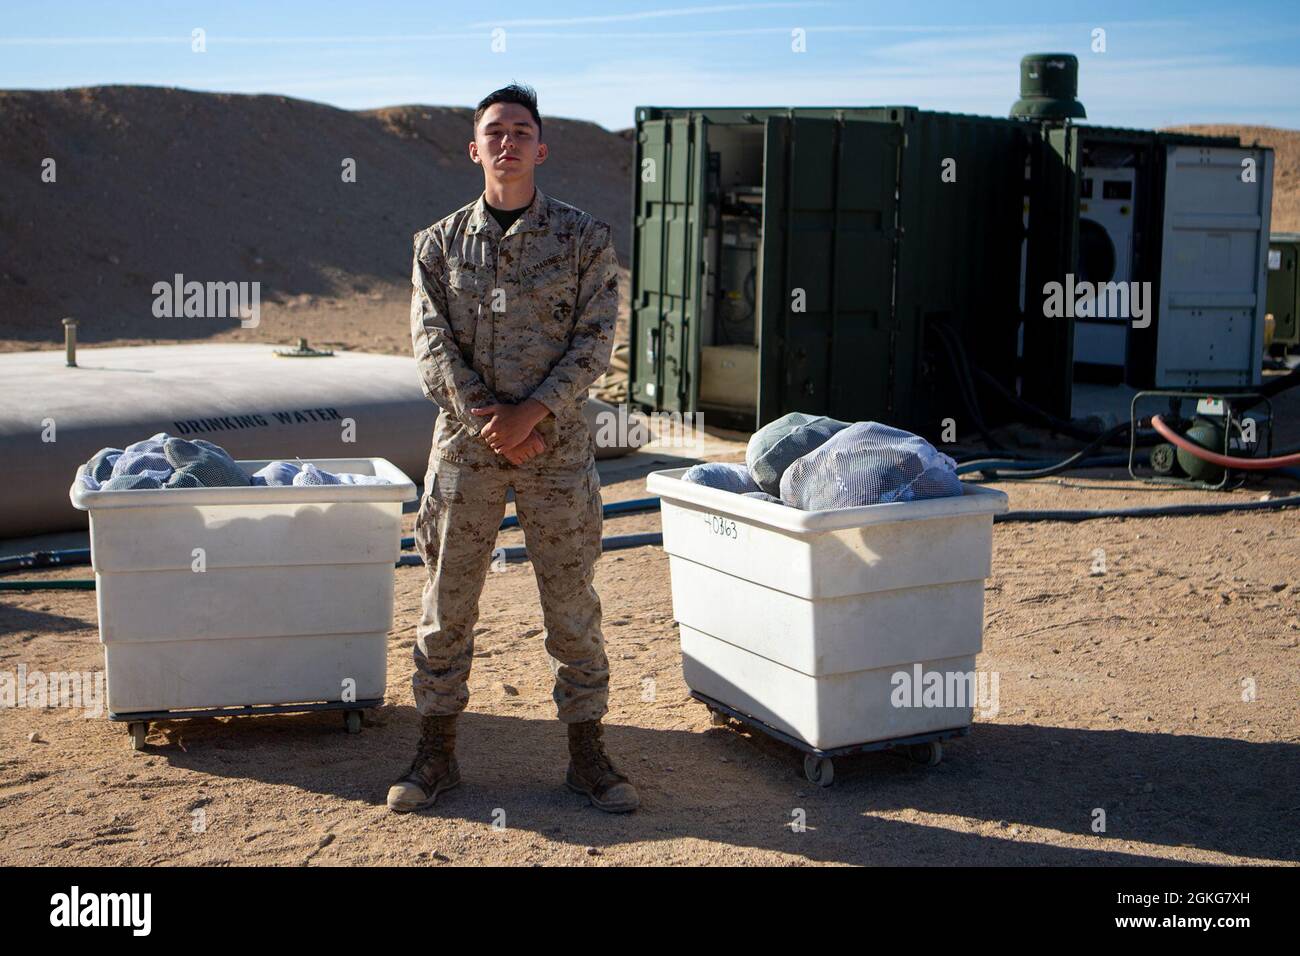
447 263 489 296
445 262 490 347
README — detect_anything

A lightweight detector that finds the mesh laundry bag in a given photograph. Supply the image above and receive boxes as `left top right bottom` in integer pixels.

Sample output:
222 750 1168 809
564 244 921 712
85 448 124 482
163 439 250 487
252 461 302 486
123 432 173 456
101 474 164 491
170 460 249 487
164 470 203 489
746 413 850 495
337 473 391 485
111 451 173 482
162 439 207 468
192 439 237 462
293 463 341 486
780 422 962 510
743 490 785 505
682 462 761 495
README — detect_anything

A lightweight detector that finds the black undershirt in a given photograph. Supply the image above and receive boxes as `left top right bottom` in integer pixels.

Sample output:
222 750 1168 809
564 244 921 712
485 190 535 233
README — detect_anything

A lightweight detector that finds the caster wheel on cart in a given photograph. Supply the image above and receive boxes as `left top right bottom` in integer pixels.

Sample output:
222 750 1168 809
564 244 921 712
908 741 943 766
128 722 148 751
803 754 835 787
707 708 729 728
343 710 362 735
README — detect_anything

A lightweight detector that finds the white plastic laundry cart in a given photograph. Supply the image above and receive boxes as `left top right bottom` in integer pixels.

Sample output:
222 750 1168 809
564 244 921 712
646 467 1008 786
70 457 416 749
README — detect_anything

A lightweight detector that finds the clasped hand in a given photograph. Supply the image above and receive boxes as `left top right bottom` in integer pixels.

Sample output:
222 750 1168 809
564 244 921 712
470 399 550 465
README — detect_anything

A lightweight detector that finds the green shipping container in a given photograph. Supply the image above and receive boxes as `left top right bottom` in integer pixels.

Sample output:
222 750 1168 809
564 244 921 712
628 106 1270 435
629 106 1052 437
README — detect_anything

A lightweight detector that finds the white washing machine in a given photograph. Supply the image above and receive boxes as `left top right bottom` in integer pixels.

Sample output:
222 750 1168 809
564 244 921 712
1073 166 1136 367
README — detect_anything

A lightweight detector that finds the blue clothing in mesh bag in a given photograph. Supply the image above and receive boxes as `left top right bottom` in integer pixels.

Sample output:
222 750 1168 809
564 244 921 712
123 432 173 457
252 461 302 487
746 412 850 495
743 491 785 505
163 439 250 487
111 451 173 482
293 463 341 486
681 462 760 495
101 474 164 491
779 421 962 510
79 436 390 490
193 439 238 463
85 448 124 482
337 473 390 485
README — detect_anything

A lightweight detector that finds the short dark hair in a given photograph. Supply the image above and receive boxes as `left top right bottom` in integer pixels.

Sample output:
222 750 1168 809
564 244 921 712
474 83 542 137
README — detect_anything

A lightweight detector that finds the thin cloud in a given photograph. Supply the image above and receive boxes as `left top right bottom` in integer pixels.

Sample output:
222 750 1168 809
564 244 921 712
467 2 832 29
0 32 489 46
0 24 1004 47
0 36 187 46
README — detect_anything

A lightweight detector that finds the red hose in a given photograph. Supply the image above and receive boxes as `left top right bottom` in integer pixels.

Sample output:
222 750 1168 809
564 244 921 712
1150 415 1300 470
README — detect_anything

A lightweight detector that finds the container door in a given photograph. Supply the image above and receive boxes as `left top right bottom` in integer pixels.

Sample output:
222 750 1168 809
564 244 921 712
1149 144 1273 387
630 115 707 414
1021 123 1080 420
1265 241 1299 345
758 115 899 426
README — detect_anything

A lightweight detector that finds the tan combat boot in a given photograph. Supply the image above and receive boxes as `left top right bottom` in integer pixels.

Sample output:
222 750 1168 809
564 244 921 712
566 720 640 813
386 714 461 813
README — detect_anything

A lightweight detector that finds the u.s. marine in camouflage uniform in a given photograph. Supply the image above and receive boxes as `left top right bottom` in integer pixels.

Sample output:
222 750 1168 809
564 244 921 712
388 83 640 814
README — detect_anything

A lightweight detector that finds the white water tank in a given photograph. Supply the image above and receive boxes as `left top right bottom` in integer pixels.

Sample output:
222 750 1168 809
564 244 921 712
1 343 640 539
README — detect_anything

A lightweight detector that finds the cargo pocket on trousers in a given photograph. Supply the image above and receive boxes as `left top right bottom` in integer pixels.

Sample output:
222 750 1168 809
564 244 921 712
414 475 438 562
435 418 474 463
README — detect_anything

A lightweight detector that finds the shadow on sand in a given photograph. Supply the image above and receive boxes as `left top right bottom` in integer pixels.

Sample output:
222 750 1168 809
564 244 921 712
149 706 1299 865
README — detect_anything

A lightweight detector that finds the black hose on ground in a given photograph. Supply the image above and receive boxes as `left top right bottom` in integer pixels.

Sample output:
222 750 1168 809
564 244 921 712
995 494 1300 523
0 579 96 591
0 547 92 574
963 421 1134 480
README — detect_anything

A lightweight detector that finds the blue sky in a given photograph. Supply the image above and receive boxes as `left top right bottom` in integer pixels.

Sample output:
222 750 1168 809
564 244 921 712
2 0 1298 130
